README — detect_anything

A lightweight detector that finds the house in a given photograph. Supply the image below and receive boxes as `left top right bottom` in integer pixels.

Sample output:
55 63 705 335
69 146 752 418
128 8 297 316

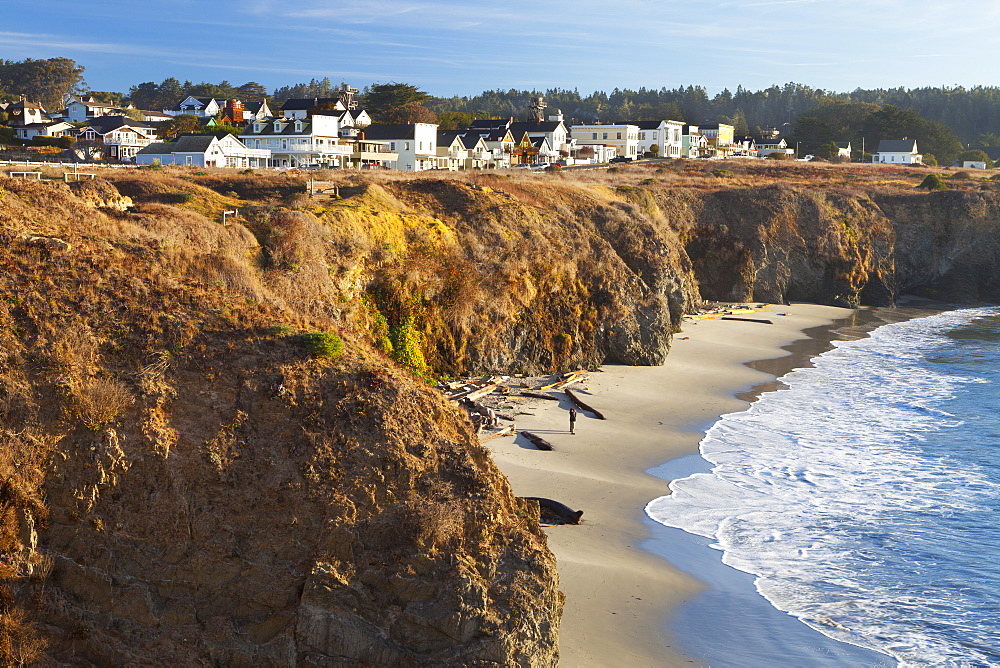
620 120 684 158
733 136 757 157
569 124 640 161
280 98 345 120
240 114 352 168
14 120 74 141
872 139 922 164
699 123 736 158
681 125 706 158
5 100 48 126
756 137 794 158
135 133 269 168
138 109 172 124
164 96 223 118
835 142 852 160
135 132 271 168
470 115 569 163
437 131 469 170
249 99 275 121
76 116 159 161
65 95 115 122
362 123 439 171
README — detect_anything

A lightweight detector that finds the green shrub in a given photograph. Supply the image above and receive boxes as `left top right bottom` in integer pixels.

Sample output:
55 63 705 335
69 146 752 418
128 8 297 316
303 331 343 358
950 171 972 180
917 174 948 190
267 324 295 336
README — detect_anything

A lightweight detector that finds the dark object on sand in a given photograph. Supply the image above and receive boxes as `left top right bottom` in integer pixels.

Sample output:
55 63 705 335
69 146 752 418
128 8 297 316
720 316 773 324
523 497 584 525
521 431 554 451
564 388 606 420
521 391 560 401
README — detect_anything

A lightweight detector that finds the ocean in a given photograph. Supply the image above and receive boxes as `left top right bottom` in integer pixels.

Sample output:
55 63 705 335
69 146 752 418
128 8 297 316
647 307 1000 667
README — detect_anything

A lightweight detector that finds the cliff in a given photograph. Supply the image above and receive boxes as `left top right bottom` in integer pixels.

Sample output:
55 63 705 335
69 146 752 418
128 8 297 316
1 160 998 664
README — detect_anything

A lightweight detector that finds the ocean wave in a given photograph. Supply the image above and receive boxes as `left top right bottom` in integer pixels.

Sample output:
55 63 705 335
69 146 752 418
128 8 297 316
648 307 1000 665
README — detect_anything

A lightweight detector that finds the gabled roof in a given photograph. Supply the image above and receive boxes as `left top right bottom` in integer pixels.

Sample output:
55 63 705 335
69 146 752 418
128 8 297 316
469 118 512 130
79 115 155 134
616 120 664 130
510 120 564 134
241 116 317 136
876 139 918 153
362 124 416 140
835 141 851 149
280 98 342 111
137 133 227 155
437 130 465 146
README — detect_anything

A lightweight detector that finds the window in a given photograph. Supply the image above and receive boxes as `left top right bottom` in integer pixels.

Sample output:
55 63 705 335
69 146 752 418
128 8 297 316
603 133 608 140
592 133 597 140
617 132 622 140
404 142 410 150
390 142 396 150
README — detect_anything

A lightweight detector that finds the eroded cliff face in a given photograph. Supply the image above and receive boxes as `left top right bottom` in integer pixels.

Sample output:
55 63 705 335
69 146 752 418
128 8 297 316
0 177 561 665
3 166 1000 665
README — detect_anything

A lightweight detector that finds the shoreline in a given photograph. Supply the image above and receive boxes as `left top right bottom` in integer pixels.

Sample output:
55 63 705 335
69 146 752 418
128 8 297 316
485 301 942 666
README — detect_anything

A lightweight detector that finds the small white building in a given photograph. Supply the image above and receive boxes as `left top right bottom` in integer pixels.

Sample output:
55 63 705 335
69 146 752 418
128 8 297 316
14 121 74 141
836 142 852 160
627 120 684 158
873 139 922 164
65 95 115 122
163 96 222 118
363 123 439 171
569 124 640 161
756 137 794 159
136 133 269 168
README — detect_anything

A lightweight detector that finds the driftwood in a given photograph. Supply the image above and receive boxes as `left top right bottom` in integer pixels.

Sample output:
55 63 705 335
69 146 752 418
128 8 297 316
520 431 554 451
720 316 773 324
520 391 560 401
540 370 588 390
564 388 606 420
479 424 515 443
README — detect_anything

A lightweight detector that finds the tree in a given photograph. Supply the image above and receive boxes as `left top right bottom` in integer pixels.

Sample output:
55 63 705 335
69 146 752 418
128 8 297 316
955 149 993 168
379 103 438 124
814 141 841 160
648 144 660 156
158 114 200 139
0 57 86 110
363 83 430 119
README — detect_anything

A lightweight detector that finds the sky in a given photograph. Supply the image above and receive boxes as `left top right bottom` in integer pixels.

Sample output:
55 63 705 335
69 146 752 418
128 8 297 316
3 0 999 99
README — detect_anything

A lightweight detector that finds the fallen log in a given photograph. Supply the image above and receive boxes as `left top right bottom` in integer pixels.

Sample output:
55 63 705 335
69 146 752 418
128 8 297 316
520 431 554 451
564 388 606 420
520 391 560 401
720 316 773 324
479 424 515 443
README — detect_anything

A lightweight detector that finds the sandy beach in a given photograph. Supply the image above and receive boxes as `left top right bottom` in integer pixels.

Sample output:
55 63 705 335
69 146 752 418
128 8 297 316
485 302 878 666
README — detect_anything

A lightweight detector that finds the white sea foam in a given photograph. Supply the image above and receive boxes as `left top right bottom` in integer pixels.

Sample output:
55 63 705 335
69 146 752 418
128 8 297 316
648 308 1000 665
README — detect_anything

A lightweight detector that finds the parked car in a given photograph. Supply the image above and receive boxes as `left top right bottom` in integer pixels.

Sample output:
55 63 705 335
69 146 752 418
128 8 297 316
609 156 633 164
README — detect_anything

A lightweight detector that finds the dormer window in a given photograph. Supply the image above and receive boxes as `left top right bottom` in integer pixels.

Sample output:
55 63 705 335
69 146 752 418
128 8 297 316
295 121 303 132
254 123 262 133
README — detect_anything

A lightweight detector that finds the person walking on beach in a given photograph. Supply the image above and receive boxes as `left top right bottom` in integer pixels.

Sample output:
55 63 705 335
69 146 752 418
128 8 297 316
569 407 577 434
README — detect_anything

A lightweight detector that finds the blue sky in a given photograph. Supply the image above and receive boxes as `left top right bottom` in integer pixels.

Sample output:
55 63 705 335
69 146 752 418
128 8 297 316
3 0 998 98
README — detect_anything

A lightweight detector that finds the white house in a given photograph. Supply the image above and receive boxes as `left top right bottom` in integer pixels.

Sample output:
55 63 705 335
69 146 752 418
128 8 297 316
625 120 684 158
363 123 439 171
136 133 269 168
240 114 352 168
65 95 115 122
873 139 922 164
5 100 48 126
569 124 640 161
76 116 159 161
163 96 222 118
280 98 345 120
835 142 852 160
14 121 74 141
756 137 794 158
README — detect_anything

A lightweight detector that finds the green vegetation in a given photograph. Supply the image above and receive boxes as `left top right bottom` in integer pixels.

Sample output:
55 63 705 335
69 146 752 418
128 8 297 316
302 331 343 358
918 174 949 190
956 149 994 168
